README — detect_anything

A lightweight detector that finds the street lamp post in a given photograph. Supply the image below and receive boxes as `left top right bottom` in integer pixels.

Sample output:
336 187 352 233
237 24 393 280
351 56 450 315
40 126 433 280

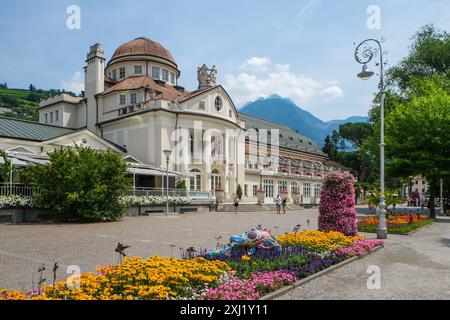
354 38 388 239
440 179 444 216
163 149 172 216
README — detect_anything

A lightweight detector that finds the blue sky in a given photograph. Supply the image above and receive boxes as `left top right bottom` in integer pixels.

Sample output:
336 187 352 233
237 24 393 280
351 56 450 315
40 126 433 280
0 0 449 120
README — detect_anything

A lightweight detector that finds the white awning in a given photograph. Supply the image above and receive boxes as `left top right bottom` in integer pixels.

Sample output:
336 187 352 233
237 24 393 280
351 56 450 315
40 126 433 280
13 154 50 165
127 167 178 177
9 157 28 166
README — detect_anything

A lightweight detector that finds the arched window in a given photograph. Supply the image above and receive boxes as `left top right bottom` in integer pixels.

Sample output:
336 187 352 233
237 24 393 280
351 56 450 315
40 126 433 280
215 96 223 111
190 169 202 191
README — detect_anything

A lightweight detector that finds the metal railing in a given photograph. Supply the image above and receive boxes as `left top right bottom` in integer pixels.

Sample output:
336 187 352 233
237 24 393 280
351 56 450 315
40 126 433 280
127 187 211 199
0 183 39 196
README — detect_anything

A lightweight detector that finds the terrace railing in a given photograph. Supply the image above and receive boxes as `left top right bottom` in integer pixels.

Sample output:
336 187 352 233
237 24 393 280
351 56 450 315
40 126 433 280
127 187 211 199
0 183 39 196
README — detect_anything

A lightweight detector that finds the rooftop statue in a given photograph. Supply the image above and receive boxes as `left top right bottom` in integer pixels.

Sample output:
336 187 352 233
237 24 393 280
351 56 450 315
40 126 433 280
197 64 217 90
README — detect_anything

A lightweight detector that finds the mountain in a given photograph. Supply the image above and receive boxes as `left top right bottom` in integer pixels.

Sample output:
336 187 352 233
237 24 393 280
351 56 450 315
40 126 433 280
239 94 368 146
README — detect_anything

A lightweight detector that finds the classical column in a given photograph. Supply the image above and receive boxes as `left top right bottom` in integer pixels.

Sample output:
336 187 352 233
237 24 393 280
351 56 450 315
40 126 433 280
224 133 230 198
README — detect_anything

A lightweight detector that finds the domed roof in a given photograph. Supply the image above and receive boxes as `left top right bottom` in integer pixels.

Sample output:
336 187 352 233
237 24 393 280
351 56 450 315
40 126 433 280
110 37 177 66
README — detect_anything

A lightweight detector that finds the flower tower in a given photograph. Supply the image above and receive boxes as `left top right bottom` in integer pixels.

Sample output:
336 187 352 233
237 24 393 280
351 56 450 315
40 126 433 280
318 172 357 236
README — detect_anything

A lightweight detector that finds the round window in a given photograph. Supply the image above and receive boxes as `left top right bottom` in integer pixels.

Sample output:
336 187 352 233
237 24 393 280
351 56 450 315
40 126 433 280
215 96 223 111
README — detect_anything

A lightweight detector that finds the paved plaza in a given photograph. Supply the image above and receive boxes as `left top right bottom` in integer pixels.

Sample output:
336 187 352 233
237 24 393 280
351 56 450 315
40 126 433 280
279 217 450 300
0 209 319 290
1 208 449 300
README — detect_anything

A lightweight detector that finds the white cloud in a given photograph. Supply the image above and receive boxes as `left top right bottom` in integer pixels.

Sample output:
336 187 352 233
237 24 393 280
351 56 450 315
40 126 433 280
61 71 83 93
240 56 271 68
224 58 343 107
320 85 344 100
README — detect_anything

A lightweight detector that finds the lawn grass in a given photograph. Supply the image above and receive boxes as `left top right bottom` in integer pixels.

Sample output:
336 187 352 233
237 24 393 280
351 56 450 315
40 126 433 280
358 218 433 234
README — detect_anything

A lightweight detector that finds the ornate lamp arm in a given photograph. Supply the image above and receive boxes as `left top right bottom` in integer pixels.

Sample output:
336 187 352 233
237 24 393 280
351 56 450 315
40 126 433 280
354 38 386 91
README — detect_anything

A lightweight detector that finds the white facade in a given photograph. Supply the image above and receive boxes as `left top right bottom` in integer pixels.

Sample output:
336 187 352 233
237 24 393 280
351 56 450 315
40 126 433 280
34 37 344 203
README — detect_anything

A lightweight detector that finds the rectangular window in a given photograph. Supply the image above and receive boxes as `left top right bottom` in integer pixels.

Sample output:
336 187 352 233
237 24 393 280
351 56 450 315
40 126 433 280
199 101 205 109
162 69 169 82
264 179 274 198
45 113 48 124
134 65 143 74
229 110 232 117
303 183 311 198
130 93 137 104
112 69 117 80
119 67 125 79
253 185 258 197
278 181 288 195
314 184 321 198
55 110 59 122
170 72 175 84
244 185 248 197
119 95 126 105
151 66 160 79
50 111 53 123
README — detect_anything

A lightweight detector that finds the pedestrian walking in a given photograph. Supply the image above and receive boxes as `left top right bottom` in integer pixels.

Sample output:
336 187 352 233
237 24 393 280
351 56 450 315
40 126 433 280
282 197 287 214
233 195 240 214
275 195 281 214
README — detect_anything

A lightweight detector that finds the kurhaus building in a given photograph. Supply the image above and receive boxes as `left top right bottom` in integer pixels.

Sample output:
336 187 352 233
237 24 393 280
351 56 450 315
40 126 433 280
0 37 345 204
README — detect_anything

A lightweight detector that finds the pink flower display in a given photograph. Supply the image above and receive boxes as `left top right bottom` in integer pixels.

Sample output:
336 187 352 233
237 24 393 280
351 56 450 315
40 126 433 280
318 172 358 236
200 270 297 300
336 239 384 256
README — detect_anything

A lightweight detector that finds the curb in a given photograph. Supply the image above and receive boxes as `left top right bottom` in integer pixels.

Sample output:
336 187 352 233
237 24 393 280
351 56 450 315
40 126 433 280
402 221 434 235
259 244 384 300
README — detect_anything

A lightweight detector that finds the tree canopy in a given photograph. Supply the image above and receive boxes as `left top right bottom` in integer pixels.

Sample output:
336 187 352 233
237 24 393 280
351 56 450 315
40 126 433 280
385 75 450 217
23 146 131 221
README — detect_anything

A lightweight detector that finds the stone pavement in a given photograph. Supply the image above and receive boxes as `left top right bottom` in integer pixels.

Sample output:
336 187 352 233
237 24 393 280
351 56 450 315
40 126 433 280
0 209 317 290
278 217 450 300
2 208 449 299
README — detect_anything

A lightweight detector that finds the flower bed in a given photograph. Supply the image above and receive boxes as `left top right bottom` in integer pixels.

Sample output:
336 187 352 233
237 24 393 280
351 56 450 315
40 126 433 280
358 215 433 234
0 195 192 210
0 230 383 300
0 195 42 209
122 195 192 207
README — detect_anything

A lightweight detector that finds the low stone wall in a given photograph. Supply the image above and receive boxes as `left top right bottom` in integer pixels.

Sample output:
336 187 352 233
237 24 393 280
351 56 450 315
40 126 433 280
127 201 213 216
0 200 215 223
0 208 52 223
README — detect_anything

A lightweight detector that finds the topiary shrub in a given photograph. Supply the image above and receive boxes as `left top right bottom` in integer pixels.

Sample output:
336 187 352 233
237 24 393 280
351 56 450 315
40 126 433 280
318 172 357 236
236 184 243 199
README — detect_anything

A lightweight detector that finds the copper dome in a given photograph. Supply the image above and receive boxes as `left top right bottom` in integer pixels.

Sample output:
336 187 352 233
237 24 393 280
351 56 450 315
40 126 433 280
109 37 177 66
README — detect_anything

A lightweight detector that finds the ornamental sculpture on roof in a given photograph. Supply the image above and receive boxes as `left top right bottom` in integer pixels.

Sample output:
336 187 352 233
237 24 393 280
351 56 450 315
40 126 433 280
197 64 217 90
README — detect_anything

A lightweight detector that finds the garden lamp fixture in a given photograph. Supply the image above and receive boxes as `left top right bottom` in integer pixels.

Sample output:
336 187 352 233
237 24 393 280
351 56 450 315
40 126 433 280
354 38 388 239
163 149 172 216
357 64 375 80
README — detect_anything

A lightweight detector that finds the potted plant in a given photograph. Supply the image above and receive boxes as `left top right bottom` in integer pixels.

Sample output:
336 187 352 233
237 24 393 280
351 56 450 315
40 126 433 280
280 189 289 201
291 191 300 204
236 184 243 200
256 188 266 205
215 188 225 203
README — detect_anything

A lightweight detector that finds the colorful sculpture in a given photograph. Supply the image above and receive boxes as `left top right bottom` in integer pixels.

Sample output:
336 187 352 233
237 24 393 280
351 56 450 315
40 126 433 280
206 225 280 259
